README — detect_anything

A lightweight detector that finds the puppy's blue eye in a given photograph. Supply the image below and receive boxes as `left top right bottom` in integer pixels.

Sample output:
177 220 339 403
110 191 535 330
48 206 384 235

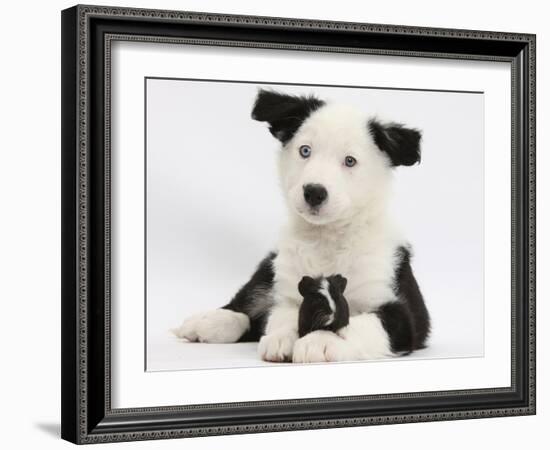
299 145 312 158
345 156 357 167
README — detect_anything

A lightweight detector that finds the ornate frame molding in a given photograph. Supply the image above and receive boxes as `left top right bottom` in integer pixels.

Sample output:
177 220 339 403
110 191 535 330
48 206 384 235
61 4 536 444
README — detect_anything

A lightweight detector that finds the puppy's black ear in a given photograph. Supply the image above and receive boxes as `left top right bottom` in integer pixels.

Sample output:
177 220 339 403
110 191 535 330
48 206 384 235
298 276 318 298
368 119 422 167
330 274 348 294
251 89 325 144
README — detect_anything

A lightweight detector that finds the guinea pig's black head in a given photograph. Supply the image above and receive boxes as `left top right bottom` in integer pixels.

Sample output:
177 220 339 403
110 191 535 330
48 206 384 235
325 274 347 298
298 275 350 337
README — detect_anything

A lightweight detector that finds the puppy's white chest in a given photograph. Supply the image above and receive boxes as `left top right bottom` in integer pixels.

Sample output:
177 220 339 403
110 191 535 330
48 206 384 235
296 239 351 275
274 238 355 303
286 236 355 276
274 231 398 312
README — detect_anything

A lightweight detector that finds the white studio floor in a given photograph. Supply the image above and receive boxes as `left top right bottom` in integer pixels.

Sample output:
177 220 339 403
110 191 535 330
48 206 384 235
146 330 482 372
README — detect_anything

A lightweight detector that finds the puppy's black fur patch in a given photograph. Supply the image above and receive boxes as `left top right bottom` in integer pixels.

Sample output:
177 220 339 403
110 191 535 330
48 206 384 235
222 252 277 341
376 246 431 354
298 275 350 338
368 119 422 167
251 89 325 144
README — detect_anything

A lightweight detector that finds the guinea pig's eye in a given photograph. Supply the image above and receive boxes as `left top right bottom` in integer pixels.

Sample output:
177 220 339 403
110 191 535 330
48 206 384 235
299 145 312 159
344 156 357 167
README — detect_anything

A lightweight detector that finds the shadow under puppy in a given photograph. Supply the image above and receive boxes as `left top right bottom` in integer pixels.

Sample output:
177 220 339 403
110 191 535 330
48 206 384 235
298 275 350 338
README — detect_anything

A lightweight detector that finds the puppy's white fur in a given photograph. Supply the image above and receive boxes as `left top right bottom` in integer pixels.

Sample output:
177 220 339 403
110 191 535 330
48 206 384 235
173 309 250 344
263 103 404 362
177 101 407 363
258 302 299 362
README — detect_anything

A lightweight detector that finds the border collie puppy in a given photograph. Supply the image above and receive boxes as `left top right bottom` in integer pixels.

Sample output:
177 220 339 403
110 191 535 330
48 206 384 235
174 89 430 363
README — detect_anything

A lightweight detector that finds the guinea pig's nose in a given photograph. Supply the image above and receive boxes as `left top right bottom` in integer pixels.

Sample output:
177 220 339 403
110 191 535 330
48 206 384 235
303 184 328 208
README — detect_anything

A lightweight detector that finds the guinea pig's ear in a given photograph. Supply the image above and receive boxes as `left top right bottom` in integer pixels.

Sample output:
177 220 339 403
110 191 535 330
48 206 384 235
332 274 348 293
368 118 422 167
251 89 325 145
298 276 317 297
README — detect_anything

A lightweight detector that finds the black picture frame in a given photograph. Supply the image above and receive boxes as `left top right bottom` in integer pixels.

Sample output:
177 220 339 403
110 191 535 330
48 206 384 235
61 4 536 444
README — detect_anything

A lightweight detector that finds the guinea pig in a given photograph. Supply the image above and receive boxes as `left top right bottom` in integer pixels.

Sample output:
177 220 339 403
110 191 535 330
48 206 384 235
297 274 350 338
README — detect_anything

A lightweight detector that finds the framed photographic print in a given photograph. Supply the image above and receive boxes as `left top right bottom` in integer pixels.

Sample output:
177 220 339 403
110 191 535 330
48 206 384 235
61 4 536 444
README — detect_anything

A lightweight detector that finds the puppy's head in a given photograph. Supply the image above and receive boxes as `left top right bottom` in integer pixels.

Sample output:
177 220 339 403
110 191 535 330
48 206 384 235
252 89 422 226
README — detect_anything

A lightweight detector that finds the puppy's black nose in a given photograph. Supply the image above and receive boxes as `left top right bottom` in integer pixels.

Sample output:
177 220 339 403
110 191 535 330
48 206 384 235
303 184 328 208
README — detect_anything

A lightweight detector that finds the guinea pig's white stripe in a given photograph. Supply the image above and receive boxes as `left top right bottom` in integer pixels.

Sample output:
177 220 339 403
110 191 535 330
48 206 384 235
319 279 336 325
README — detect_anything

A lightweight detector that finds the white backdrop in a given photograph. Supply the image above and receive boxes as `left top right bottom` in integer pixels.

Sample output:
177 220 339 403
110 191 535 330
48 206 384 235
146 78 485 371
112 41 510 408
1 0 546 449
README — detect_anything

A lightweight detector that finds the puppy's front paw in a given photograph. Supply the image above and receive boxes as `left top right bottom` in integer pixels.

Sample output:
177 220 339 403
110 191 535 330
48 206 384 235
172 309 250 343
258 330 298 362
292 330 357 363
